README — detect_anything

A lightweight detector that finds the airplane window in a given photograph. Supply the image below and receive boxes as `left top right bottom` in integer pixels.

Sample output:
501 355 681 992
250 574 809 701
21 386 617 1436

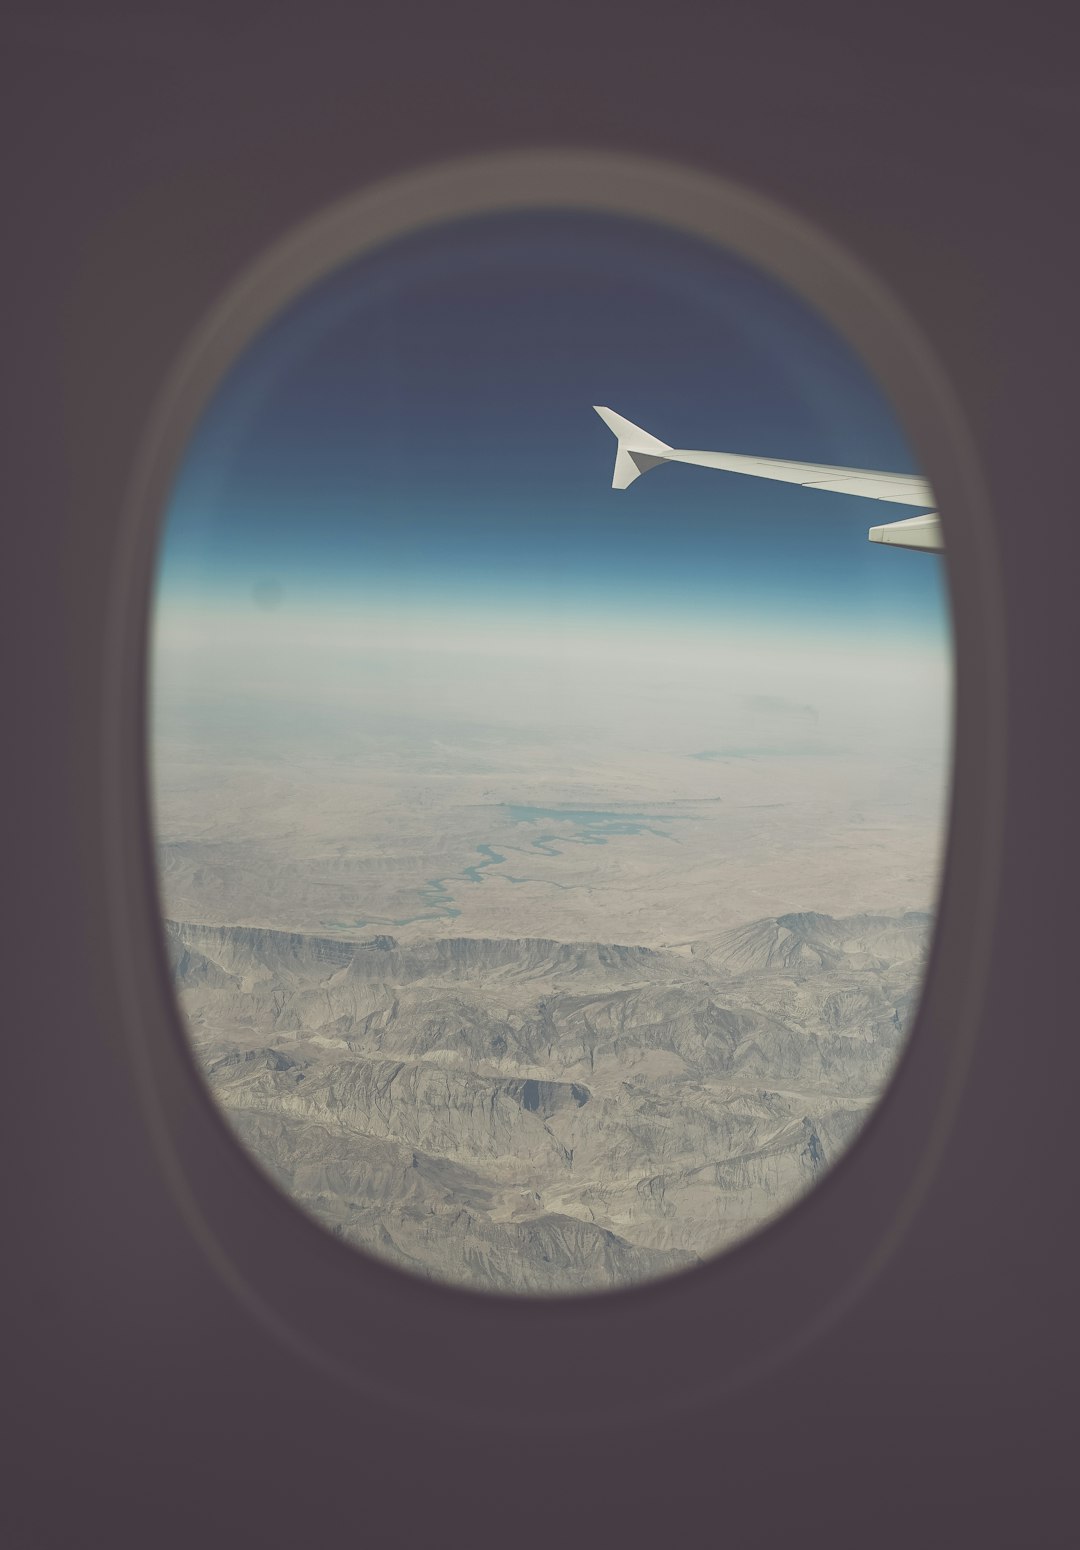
150 209 953 1296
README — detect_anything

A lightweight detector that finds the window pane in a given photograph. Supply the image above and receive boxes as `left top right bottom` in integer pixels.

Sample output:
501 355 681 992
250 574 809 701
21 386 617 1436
151 210 952 1294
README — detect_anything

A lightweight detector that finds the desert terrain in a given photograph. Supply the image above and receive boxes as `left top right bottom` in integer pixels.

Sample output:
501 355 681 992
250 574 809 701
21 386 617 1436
152 620 949 1291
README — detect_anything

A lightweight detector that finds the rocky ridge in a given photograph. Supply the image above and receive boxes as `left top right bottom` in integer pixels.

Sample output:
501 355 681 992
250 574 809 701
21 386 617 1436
167 910 931 1294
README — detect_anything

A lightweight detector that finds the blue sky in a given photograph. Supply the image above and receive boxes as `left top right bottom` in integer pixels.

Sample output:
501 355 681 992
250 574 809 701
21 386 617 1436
156 208 949 651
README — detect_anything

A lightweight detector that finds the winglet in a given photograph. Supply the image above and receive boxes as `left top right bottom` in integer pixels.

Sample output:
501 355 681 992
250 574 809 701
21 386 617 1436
593 406 672 489
867 512 944 552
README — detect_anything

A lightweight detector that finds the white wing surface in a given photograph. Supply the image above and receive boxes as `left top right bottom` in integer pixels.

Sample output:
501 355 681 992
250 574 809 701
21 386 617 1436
593 406 942 551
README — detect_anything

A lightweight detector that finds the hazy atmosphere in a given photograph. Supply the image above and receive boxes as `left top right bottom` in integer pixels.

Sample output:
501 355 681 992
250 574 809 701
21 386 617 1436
152 211 952 1293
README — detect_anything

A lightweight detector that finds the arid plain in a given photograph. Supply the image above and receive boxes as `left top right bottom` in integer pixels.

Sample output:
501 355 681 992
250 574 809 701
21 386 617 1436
153 614 950 1292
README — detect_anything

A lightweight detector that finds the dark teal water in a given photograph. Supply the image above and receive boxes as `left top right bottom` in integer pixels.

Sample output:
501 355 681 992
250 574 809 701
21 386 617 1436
505 804 678 854
329 806 681 931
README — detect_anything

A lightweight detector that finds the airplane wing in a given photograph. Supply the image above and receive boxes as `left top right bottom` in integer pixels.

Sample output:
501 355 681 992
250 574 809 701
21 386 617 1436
593 406 942 552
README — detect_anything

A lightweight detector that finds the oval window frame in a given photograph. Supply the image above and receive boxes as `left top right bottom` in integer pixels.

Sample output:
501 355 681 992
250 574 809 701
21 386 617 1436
103 148 1004 1429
